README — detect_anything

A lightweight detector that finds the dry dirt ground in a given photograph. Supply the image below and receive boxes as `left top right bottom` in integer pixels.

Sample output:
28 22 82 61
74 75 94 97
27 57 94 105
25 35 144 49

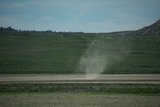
0 74 160 84
0 93 160 107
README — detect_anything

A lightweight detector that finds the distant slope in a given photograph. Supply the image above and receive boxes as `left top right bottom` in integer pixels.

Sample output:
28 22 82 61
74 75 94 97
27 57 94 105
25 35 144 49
104 19 160 36
134 19 160 36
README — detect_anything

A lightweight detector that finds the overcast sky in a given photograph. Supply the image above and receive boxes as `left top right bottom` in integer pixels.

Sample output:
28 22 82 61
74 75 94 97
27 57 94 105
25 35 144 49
0 0 160 32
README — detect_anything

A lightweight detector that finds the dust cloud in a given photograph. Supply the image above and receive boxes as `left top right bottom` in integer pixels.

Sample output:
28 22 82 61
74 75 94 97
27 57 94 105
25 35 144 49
78 36 129 79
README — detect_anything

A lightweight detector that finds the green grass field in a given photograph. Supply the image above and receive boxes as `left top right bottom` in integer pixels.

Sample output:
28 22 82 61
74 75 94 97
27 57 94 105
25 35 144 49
0 31 160 107
0 31 160 74
0 83 160 94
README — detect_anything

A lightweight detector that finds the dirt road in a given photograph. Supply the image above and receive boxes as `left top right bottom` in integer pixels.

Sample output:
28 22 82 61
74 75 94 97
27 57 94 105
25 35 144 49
0 74 160 84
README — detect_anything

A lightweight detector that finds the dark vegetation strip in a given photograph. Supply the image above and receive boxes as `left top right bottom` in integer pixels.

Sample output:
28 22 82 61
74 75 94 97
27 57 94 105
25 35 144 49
0 83 160 94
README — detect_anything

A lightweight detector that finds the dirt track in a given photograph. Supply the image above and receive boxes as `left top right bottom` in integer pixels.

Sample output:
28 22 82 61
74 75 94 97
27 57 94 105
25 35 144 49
0 74 160 84
1 93 160 107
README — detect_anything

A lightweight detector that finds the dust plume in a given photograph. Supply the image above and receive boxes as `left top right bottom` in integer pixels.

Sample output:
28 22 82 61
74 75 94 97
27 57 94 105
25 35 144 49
78 36 129 79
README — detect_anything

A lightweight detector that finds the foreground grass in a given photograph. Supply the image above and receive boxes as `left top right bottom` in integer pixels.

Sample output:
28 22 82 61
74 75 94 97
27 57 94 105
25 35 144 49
0 83 160 94
0 92 160 107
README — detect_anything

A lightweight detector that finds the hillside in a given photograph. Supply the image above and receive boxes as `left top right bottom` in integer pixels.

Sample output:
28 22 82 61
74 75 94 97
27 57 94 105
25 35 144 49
0 20 160 74
138 19 160 35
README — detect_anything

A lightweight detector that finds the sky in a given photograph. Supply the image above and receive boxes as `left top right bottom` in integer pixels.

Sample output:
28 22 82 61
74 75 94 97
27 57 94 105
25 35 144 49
0 0 160 32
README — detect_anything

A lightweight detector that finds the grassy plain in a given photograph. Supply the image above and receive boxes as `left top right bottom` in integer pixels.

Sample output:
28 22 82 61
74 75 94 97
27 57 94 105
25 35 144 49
0 31 160 107
0 31 160 74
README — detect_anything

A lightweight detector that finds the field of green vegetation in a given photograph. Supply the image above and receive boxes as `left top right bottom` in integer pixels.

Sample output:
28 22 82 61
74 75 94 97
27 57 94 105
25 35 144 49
0 83 159 94
0 31 160 74
0 30 160 107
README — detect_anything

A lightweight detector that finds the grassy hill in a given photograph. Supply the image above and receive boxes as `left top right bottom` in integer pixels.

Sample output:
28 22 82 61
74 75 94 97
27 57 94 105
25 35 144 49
0 30 160 74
